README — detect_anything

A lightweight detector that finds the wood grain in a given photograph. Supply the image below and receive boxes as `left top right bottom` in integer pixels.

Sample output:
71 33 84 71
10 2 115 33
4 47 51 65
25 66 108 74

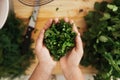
13 0 107 75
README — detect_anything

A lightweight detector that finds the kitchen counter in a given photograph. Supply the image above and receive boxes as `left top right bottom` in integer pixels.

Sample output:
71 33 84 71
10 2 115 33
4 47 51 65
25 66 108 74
13 0 103 75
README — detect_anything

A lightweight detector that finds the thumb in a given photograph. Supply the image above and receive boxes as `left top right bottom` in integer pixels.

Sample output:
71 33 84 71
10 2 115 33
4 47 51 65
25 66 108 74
75 33 83 53
37 29 45 45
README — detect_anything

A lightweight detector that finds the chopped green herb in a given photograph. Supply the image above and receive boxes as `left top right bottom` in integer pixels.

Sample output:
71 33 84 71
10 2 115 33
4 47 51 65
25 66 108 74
79 9 84 13
34 29 38 33
44 19 76 60
56 7 59 11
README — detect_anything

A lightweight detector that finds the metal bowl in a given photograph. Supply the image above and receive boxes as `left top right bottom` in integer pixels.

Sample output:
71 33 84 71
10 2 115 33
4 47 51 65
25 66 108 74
18 0 54 6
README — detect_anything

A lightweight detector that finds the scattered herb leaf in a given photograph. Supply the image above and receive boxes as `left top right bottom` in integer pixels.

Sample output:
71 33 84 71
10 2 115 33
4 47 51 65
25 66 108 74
56 7 59 11
79 9 84 13
34 29 38 33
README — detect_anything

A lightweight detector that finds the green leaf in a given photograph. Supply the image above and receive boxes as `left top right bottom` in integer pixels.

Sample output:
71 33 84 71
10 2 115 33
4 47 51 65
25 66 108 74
99 35 108 43
103 52 120 73
100 13 111 21
107 4 118 12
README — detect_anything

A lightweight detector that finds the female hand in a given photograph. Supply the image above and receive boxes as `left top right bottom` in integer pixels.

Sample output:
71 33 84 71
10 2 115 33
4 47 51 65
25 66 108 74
60 18 84 80
35 19 57 68
29 19 58 80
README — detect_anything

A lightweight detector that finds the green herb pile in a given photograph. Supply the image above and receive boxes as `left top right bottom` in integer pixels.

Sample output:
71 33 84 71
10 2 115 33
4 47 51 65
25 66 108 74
44 20 76 60
0 11 34 79
81 0 120 80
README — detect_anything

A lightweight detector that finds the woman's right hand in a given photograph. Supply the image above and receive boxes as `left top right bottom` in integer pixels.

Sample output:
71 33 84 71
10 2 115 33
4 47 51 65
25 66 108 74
60 18 84 80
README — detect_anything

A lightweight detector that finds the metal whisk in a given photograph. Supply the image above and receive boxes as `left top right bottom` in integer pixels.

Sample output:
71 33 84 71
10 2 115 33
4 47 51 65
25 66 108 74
18 0 54 6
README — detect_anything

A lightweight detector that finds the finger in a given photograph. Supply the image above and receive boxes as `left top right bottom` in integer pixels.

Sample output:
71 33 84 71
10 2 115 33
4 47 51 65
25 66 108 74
44 19 53 30
64 17 69 22
75 34 83 53
72 24 79 34
54 18 59 23
70 19 74 24
37 29 45 45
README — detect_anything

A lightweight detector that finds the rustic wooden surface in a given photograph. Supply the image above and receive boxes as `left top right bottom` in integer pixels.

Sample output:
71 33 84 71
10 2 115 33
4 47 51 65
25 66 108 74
13 0 107 75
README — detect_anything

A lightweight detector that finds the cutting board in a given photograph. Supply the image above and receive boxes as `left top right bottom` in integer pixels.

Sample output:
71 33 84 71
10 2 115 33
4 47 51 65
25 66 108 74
13 0 106 75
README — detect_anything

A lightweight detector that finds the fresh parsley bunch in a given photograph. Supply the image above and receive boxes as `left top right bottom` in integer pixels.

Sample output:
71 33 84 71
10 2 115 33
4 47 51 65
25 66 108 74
0 11 34 79
81 0 120 80
44 19 76 61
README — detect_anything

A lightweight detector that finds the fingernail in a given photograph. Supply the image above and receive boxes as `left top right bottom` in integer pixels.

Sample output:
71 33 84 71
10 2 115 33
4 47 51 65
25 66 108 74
64 17 69 22
70 20 74 24
54 18 59 23
41 29 45 33
78 33 80 36
50 18 53 21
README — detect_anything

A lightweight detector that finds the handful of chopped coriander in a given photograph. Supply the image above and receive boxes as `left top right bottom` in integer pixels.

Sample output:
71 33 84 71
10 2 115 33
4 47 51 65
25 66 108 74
44 19 76 60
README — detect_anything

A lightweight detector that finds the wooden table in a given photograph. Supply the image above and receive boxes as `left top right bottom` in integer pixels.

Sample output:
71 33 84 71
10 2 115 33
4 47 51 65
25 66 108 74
13 0 105 75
